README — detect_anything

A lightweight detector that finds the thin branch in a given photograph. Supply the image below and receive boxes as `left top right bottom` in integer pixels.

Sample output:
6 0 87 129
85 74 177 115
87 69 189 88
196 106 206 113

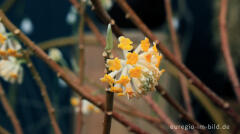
0 83 23 134
0 10 149 134
156 85 208 133
143 95 188 134
70 0 106 47
89 0 240 124
103 90 114 134
219 0 240 102
115 106 168 134
38 36 78 50
84 15 106 47
164 0 193 118
24 54 62 134
74 1 86 133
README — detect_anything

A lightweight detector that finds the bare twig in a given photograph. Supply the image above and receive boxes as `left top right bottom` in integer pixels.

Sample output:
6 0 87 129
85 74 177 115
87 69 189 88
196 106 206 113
219 0 240 102
0 10 149 134
89 0 240 124
25 54 62 134
74 1 86 133
115 106 168 134
70 0 105 47
156 85 209 133
0 83 23 134
143 95 188 134
103 89 114 134
164 0 193 118
102 49 114 134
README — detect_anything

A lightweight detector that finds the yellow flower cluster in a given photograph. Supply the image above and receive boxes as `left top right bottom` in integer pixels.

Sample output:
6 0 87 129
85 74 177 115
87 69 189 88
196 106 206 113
100 36 165 99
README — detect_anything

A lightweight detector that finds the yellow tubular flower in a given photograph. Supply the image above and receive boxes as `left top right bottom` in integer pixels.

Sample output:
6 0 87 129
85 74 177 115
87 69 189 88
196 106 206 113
0 34 6 44
141 37 150 52
145 53 152 63
0 50 7 56
129 66 142 78
100 74 115 86
160 69 165 75
126 52 138 65
70 97 79 107
118 36 133 51
107 57 122 71
116 75 130 86
110 86 123 93
87 105 94 111
153 43 158 53
126 88 134 97
117 93 124 96
7 49 17 57
10 73 18 79
156 55 163 67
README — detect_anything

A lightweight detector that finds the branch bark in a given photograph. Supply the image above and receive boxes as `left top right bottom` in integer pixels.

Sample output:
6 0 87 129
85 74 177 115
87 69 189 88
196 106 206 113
164 0 193 118
143 95 188 134
0 83 23 134
219 0 240 102
25 54 62 134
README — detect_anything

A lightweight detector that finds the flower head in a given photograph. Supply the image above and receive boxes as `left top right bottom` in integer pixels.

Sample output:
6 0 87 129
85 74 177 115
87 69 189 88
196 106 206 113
101 36 164 99
126 52 138 65
48 48 63 62
100 74 115 86
107 57 122 71
116 75 130 86
140 37 150 52
129 66 142 78
118 36 133 51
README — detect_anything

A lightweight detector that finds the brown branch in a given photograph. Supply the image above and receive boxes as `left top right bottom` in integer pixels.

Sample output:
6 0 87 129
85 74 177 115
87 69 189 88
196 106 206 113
164 0 193 118
143 95 189 134
25 54 62 134
0 10 149 134
38 36 78 50
102 51 115 134
89 0 240 124
115 106 168 134
219 0 240 102
156 85 209 133
74 1 86 133
103 90 114 134
0 83 23 134
70 0 106 47
70 0 122 58
84 16 106 47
